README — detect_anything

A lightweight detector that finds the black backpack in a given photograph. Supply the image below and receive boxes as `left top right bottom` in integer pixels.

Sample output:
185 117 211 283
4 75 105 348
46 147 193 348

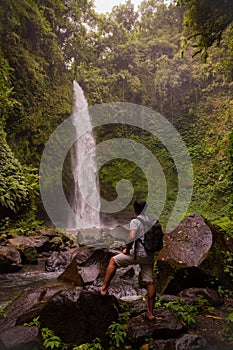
134 217 164 257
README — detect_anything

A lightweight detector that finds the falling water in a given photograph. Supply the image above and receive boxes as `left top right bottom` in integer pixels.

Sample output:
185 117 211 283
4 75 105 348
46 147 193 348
68 81 101 229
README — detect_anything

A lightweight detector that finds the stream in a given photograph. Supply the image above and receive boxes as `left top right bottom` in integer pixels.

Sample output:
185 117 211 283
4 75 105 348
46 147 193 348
0 259 60 305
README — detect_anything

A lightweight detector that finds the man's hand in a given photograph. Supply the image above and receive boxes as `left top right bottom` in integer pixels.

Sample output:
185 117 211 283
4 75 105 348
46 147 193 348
122 248 127 254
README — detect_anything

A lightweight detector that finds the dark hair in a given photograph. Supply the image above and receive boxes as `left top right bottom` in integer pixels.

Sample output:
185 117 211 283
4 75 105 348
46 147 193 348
133 199 147 215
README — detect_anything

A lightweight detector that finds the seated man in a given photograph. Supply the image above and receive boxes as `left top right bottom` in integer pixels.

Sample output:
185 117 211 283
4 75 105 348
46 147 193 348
100 198 156 320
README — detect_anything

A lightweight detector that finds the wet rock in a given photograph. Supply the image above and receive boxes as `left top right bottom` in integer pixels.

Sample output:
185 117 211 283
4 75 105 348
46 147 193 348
86 264 147 301
0 283 74 332
0 325 39 350
0 246 22 273
178 288 224 307
48 236 63 250
26 236 50 253
38 290 120 347
0 338 8 350
157 213 231 294
45 248 79 272
39 228 61 238
173 334 231 350
8 237 38 264
58 246 114 285
76 228 103 246
127 308 185 345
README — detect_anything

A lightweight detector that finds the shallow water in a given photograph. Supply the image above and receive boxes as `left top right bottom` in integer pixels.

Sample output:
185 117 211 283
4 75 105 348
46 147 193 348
0 260 60 305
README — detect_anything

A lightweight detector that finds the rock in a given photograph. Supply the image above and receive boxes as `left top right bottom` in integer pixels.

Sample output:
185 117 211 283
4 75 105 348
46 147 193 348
0 338 8 350
38 290 120 346
26 236 50 253
0 283 74 332
76 228 103 246
59 247 147 300
39 228 61 238
178 288 224 307
127 308 185 345
156 213 232 294
45 248 79 272
48 236 63 250
0 325 39 350
8 237 38 264
0 246 22 273
174 334 231 350
58 246 114 285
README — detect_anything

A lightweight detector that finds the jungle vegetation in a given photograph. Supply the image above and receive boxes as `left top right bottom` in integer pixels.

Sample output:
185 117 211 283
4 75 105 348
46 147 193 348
0 0 232 233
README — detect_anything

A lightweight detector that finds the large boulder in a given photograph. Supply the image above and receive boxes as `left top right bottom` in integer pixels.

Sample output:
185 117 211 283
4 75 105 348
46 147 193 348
58 247 148 300
76 228 103 246
38 290 120 347
0 325 39 350
0 285 120 349
178 287 224 307
45 248 80 272
173 334 232 350
0 246 22 273
8 237 40 264
58 246 114 285
0 283 72 332
156 213 232 294
127 308 185 346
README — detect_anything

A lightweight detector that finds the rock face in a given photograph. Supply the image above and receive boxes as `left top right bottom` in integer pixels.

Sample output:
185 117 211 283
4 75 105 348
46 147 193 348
156 213 231 294
0 246 22 273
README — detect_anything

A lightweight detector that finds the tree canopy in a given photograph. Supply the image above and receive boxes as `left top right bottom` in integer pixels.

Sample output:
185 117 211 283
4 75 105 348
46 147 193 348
177 0 233 58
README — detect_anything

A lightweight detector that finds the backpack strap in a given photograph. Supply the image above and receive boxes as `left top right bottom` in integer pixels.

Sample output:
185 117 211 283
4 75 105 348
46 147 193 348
133 217 146 260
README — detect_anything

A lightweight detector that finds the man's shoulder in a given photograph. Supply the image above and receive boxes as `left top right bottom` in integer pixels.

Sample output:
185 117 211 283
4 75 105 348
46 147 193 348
137 215 156 224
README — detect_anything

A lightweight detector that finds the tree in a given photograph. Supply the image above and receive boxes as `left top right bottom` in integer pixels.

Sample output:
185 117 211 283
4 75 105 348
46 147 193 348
177 0 233 58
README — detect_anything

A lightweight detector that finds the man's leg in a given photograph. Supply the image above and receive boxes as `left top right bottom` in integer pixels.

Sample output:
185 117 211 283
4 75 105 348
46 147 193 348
140 261 156 319
101 257 117 295
146 281 156 319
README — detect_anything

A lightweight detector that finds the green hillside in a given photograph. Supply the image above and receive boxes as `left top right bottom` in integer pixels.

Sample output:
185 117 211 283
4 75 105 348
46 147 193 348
0 0 232 234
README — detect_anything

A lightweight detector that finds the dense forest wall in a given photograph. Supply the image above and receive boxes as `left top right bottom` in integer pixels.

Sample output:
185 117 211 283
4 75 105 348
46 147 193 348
0 0 232 233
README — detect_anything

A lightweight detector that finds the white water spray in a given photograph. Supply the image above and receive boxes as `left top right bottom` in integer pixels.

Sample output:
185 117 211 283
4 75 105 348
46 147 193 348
68 81 101 229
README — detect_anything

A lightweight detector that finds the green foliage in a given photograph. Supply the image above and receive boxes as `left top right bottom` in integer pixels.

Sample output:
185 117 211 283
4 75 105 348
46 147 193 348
24 317 105 350
73 338 103 350
107 322 127 348
223 308 233 341
211 217 233 238
177 0 233 57
106 311 130 349
222 250 233 279
118 312 131 324
155 297 199 328
0 126 39 217
41 328 62 349
0 300 12 319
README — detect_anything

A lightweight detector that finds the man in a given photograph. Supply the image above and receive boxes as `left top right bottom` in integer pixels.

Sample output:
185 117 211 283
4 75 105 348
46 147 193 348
100 199 156 320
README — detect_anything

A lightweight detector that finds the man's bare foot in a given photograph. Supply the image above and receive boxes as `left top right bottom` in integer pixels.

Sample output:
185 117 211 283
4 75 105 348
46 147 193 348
99 287 107 296
144 311 155 321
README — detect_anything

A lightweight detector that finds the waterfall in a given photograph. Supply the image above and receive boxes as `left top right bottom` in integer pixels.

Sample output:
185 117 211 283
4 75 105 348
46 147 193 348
68 81 101 229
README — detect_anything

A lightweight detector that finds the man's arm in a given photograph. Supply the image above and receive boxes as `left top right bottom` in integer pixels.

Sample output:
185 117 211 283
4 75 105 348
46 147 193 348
122 229 137 254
